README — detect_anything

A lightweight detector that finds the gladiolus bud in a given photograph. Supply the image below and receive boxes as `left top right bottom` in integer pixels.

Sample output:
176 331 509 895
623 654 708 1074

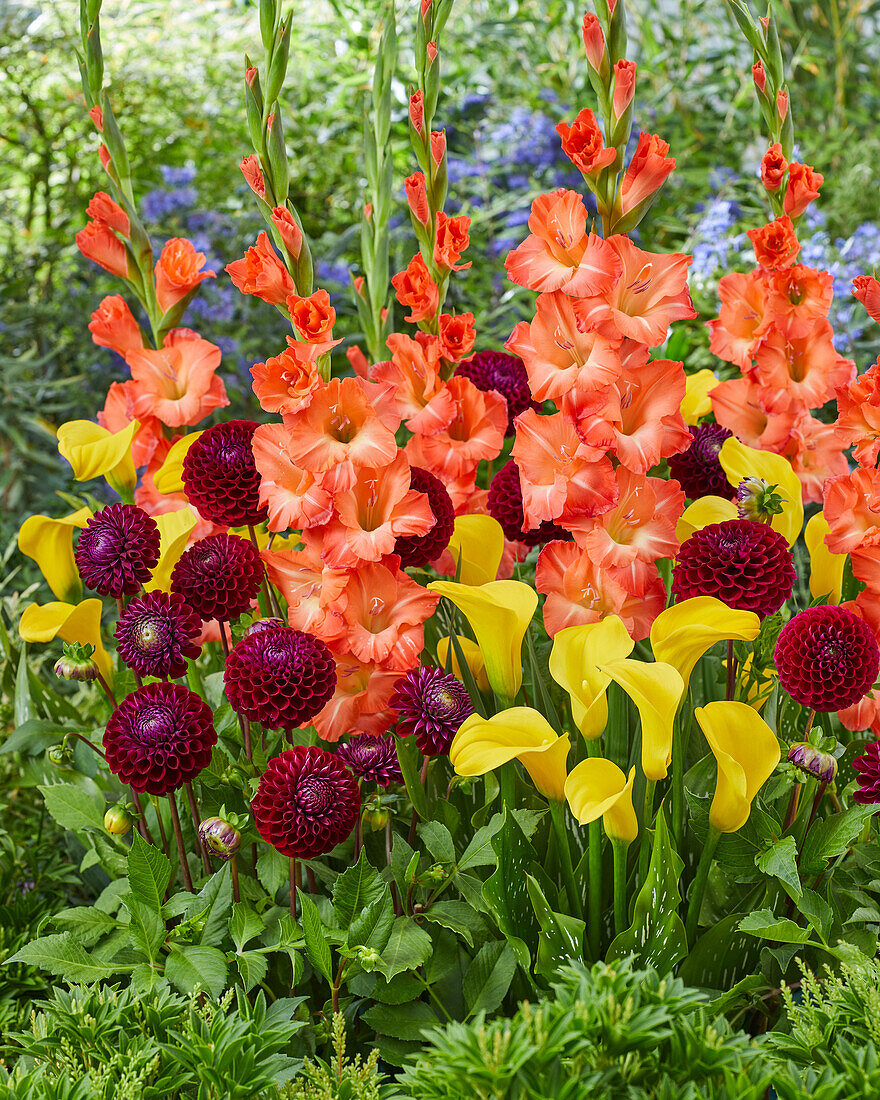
752 61 767 93
853 275 880 325
582 13 606 71
99 145 112 172
409 91 425 136
612 59 636 119
760 143 788 191
788 742 838 784
421 0 432 14
346 345 370 377
353 275 365 296
777 90 789 122
240 155 266 199
270 207 303 259
404 172 430 225
199 816 242 860
54 642 98 682
245 66 258 85
427 41 437 63
104 804 134 835
89 105 104 131
430 130 446 166
364 202 373 222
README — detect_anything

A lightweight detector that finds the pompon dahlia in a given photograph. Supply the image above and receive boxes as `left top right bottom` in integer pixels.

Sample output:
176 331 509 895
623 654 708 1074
854 741 880 804
672 519 794 616
336 734 403 787
182 419 268 527
103 682 216 795
775 605 880 712
75 504 160 597
252 746 360 858
456 350 538 435
667 424 735 501
115 591 202 679
393 466 455 568
224 626 336 730
488 460 571 546
170 532 263 622
390 666 474 756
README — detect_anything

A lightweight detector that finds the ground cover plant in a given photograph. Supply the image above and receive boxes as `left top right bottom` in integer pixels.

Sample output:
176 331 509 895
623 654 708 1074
4 0 880 1094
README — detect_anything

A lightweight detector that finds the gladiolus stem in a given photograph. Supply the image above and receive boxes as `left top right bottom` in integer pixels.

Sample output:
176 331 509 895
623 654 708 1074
184 782 211 875
167 792 193 892
549 801 584 921
685 825 720 944
612 840 628 936
289 857 298 919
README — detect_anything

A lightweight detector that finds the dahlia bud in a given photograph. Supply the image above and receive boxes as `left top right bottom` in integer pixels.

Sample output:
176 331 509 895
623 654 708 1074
788 742 838 785
54 642 98 682
104 804 134 835
735 477 784 523
362 806 390 831
424 863 446 884
199 816 242 860
48 743 75 768
355 945 383 968
245 617 287 637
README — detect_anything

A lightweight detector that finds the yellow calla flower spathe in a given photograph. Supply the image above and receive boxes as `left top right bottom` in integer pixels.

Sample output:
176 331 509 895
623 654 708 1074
450 707 570 801
151 432 204 495
695 701 781 833
675 496 738 545
600 659 683 781
548 617 634 740
445 514 505 586
428 579 537 703
680 369 720 425
650 597 761 697
805 511 845 605
718 437 803 547
437 635 491 693
57 419 139 496
564 759 638 844
17 507 92 603
143 508 198 592
19 598 113 686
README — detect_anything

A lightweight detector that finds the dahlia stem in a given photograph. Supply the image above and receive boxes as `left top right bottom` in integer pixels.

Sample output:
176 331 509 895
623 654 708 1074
783 783 801 832
184 782 211 876
231 855 240 903
305 865 317 895
167 792 193 892
407 757 430 846
726 641 737 701
248 524 282 619
289 857 298 920
218 620 231 658
129 789 155 846
217 619 253 760
804 709 816 738
151 794 170 857
95 672 118 709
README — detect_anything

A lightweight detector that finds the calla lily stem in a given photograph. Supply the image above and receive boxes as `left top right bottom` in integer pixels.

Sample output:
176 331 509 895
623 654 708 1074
584 739 603 958
612 840 628 936
685 825 721 944
549 800 584 922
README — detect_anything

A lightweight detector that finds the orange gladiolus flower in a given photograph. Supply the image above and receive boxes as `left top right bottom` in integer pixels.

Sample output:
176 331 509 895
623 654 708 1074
313 652 401 742
125 329 228 428
226 232 294 307
251 423 335 532
76 220 129 278
824 467 880 554
392 253 439 323
404 172 430 226
836 356 880 468
287 289 338 345
155 238 215 314
370 333 455 434
98 381 164 469
406 376 506 484
617 132 675 216
853 275 880 325
710 376 796 452
88 295 142 357
438 312 476 362
434 212 471 270
760 143 788 191
751 319 855 415
86 192 129 237
785 413 848 505
747 216 800 270
555 108 616 176
251 338 324 419
240 155 265 198
707 271 768 369
504 189 623 296
783 162 823 219
263 540 349 641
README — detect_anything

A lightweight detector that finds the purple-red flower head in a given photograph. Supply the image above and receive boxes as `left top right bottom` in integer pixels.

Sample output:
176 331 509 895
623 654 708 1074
390 666 474 756
115 591 202 679
667 424 735 501
75 504 160 597
336 734 403 787
456 350 538 435
170 532 263 622
394 466 455 569
776 605 879 712
182 420 268 528
488 460 570 546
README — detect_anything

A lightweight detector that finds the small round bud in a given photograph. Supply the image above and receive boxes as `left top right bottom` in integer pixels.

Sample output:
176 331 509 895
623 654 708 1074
355 946 382 968
198 816 242 860
424 863 446 884
362 807 390 832
54 643 98 682
104 804 134 835
48 743 75 768
736 477 784 523
788 742 838 784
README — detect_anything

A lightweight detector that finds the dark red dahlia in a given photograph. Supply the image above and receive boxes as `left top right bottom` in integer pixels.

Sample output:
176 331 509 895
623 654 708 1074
672 519 794 616
456 350 538 435
182 420 268 527
390 666 474 756
667 424 735 501
394 467 455 568
854 741 880 804
252 747 361 858
488 460 569 547
336 734 403 787
775 605 879 712
103 682 216 795
224 626 336 731
170 532 263 622
115 591 202 679
75 504 160 598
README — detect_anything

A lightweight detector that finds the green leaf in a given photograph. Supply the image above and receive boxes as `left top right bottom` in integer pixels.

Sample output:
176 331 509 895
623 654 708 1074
122 896 165 961
482 808 538 968
298 890 332 981
14 641 34 728
800 805 876 874
165 944 227 998
377 917 432 980
525 874 585 977
128 832 172 914
256 847 288 898
678 913 761 989
332 848 385 929
756 835 801 899
38 780 104 832
6 933 130 984
462 940 516 1017
607 808 687 975
396 735 428 820
457 817 504 871
798 889 833 942
190 864 232 946
417 821 455 864
362 1000 437 1041
236 950 270 993
51 906 119 947
421 901 485 949
348 890 395 953
738 909 813 944
230 903 265 953
1 718 68 755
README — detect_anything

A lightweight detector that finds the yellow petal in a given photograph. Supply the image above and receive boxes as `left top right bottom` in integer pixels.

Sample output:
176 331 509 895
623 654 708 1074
650 597 760 697
437 635 490 693
675 496 738 544
805 511 845 605
152 432 204 495
18 508 92 602
564 759 638 844
428 579 537 701
144 508 198 593
600 659 683 781
548 617 634 740
446 514 505 586
737 652 777 712
450 707 570 800
695 701 781 833
681 369 720 425
19 598 113 686
57 419 138 493
719 437 803 547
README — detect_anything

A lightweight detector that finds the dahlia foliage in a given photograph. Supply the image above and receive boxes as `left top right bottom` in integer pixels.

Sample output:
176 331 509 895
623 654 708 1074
12 0 880 1040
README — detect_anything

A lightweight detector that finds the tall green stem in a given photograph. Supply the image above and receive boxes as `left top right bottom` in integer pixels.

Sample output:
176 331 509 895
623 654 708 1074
612 840 629 936
638 778 656 884
584 739 603 958
549 801 584 921
671 708 684 849
685 826 720 944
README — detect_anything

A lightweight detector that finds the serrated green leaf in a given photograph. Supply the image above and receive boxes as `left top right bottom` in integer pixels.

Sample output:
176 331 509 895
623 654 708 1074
796 888 833 942
38 781 105 832
801 805 876 873
256 847 288 898
421 901 485 949
165 945 227 997
230 903 265 953
333 848 385 929
189 864 232 946
1 718 68 755
396 735 428 820
122 895 165 961
236 949 270 992
417 821 455 864
51 906 119 947
462 940 516 1017
298 890 332 981
756 834 801 898
739 909 813 944
377 917 432 980
348 889 395 953
6 933 130 983
129 832 172 913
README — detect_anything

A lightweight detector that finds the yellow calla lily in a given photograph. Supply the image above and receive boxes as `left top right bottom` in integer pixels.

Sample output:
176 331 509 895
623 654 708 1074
600 659 684 781
718 437 803 547
805 511 845 605
18 507 92 603
144 508 198 593
695 701 781 832
19 598 113 686
437 635 490 693
450 707 570 801
428 579 537 702
548 617 634 740
152 432 204 495
564 759 638 844
650 596 761 697
445 514 505 586
681 369 720 425
675 496 738 544
57 419 138 496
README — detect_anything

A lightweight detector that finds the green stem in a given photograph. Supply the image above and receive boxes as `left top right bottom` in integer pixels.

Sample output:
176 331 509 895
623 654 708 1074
685 826 721 944
638 779 656 884
497 761 516 811
612 840 629 936
549 801 584 921
584 739 603 958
